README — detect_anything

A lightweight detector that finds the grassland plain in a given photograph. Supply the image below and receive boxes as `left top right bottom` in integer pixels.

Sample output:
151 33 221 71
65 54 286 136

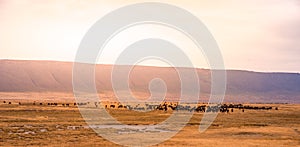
0 101 299 147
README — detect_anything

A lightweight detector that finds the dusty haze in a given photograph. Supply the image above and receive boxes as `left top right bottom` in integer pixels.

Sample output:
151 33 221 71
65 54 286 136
0 60 299 103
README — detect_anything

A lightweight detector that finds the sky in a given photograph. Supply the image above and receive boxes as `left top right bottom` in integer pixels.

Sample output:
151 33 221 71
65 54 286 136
0 0 299 73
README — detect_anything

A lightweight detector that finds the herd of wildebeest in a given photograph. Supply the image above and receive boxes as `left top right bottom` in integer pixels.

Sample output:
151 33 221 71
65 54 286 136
1 100 278 113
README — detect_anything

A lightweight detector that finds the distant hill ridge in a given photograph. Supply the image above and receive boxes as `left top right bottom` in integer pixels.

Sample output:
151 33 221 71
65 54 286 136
0 60 299 103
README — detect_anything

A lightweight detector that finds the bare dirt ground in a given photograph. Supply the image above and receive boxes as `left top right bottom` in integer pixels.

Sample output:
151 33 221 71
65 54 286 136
0 97 299 146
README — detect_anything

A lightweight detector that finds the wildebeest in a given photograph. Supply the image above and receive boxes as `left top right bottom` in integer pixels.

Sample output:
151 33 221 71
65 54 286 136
76 103 87 106
168 105 177 110
134 107 145 111
156 103 168 111
242 105 272 110
146 104 159 110
175 105 192 111
126 105 133 110
206 105 220 113
195 105 206 112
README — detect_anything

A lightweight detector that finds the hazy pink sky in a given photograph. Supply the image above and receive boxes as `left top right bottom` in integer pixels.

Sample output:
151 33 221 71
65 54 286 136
0 0 299 73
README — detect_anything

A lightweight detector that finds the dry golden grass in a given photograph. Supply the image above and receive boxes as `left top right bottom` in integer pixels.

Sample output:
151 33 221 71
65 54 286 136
0 99 299 146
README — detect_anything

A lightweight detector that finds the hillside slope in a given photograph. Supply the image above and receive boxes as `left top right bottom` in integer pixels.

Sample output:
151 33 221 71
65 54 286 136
0 60 299 103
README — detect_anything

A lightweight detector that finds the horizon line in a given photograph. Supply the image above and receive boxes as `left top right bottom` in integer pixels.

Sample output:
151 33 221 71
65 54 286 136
0 58 299 74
